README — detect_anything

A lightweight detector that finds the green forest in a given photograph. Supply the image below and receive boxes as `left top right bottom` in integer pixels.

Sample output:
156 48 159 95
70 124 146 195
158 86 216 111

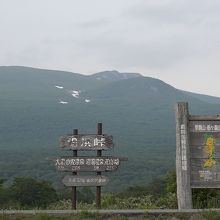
1 170 220 210
2 67 220 220
2 67 220 192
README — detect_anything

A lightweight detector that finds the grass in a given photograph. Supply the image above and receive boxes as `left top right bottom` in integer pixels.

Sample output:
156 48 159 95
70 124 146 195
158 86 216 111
0 212 218 220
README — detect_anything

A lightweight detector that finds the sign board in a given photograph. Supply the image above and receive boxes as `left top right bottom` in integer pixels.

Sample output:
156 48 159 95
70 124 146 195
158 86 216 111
176 102 220 209
60 134 113 150
50 123 128 210
50 156 127 172
62 175 109 187
189 120 220 188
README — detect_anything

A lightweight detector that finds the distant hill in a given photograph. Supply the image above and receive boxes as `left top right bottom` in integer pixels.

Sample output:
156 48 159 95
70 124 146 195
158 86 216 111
91 70 142 82
1 66 220 191
182 90 220 104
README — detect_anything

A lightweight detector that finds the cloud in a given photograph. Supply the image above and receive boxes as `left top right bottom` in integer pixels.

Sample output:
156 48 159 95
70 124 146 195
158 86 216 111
76 17 111 29
0 0 220 95
125 0 220 25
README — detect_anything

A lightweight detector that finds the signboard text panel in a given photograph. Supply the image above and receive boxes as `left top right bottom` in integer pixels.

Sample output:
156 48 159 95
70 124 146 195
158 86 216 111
60 134 113 150
190 119 220 188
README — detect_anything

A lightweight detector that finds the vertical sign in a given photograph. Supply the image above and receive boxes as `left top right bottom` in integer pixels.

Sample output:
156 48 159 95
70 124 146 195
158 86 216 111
176 102 220 209
176 102 192 209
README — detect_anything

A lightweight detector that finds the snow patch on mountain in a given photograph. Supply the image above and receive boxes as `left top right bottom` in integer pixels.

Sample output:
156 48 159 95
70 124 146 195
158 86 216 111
55 85 64 89
59 100 68 104
71 90 80 98
72 93 79 98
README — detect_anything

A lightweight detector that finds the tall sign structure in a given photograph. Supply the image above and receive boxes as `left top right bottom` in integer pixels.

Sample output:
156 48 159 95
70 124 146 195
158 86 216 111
176 102 220 209
49 123 127 209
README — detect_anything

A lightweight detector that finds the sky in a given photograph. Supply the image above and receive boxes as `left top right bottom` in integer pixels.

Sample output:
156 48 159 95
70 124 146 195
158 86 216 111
0 0 220 96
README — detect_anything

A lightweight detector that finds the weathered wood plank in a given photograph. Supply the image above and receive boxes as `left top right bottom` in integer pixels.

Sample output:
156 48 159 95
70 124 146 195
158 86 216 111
191 159 220 171
62 175 109 187
191 182 220 188
191 170 220 182
189 118 220 188
60 134 113 150
190 144 220 159
49 156 127 172
190 132 220 146
176 102 192 209
191 169 220 188
189 115 220 121
189 121 220 132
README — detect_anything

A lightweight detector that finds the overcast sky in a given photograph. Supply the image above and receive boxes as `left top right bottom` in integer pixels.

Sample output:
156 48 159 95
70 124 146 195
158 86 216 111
0 0 220 96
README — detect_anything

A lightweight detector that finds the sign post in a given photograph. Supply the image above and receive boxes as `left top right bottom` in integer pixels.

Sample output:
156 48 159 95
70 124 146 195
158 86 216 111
72 129 78 210
176 102 220 209
96 123 102 209
50 123 127 210
175 102 192 209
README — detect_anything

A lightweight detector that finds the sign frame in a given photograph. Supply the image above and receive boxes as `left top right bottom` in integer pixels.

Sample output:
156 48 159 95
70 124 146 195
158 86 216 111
176 102 220 209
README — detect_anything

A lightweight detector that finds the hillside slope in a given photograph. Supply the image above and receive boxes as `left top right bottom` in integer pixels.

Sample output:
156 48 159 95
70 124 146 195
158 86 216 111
1 66 220 191
182 90 220 104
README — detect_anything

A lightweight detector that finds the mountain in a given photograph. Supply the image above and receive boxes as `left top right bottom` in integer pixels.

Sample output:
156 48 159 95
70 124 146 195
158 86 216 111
1 66 220 191
182 90 220 104
91 70 142 82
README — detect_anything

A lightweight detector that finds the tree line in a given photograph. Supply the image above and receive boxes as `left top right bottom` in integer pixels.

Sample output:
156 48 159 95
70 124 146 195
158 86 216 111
1 170 220 209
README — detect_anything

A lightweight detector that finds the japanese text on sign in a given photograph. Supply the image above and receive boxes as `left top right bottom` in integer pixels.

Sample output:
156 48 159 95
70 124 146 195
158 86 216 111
180 124 187 171
194 124 220 132
60 135 113 150
68 137 106 148
55 158 120 166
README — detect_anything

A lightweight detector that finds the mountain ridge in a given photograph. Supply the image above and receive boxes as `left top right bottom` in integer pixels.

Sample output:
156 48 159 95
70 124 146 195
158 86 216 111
1 66 220 191
181 90 220 104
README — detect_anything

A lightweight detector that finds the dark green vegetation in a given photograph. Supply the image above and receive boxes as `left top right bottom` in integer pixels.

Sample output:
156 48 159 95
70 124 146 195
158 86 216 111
1 171 220 220
0 177 57 209
1 171 220 210
0 177 96 209
1 173 220 219
1 66 220 191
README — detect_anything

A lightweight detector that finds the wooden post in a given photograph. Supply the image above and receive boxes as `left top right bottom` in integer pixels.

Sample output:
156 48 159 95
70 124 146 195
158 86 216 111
175 102 192 209
96 123 102 209
72 129 78 210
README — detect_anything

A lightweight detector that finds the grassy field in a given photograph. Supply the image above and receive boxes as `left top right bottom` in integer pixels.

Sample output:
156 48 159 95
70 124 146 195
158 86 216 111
1 211 220 220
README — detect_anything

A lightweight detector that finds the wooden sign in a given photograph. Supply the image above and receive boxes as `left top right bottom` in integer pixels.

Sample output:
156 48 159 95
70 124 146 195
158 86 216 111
50 123 128 210
176 102 220 209
50 156 127 172
62 175 109 187
60 134 113 150
190 119 220 188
